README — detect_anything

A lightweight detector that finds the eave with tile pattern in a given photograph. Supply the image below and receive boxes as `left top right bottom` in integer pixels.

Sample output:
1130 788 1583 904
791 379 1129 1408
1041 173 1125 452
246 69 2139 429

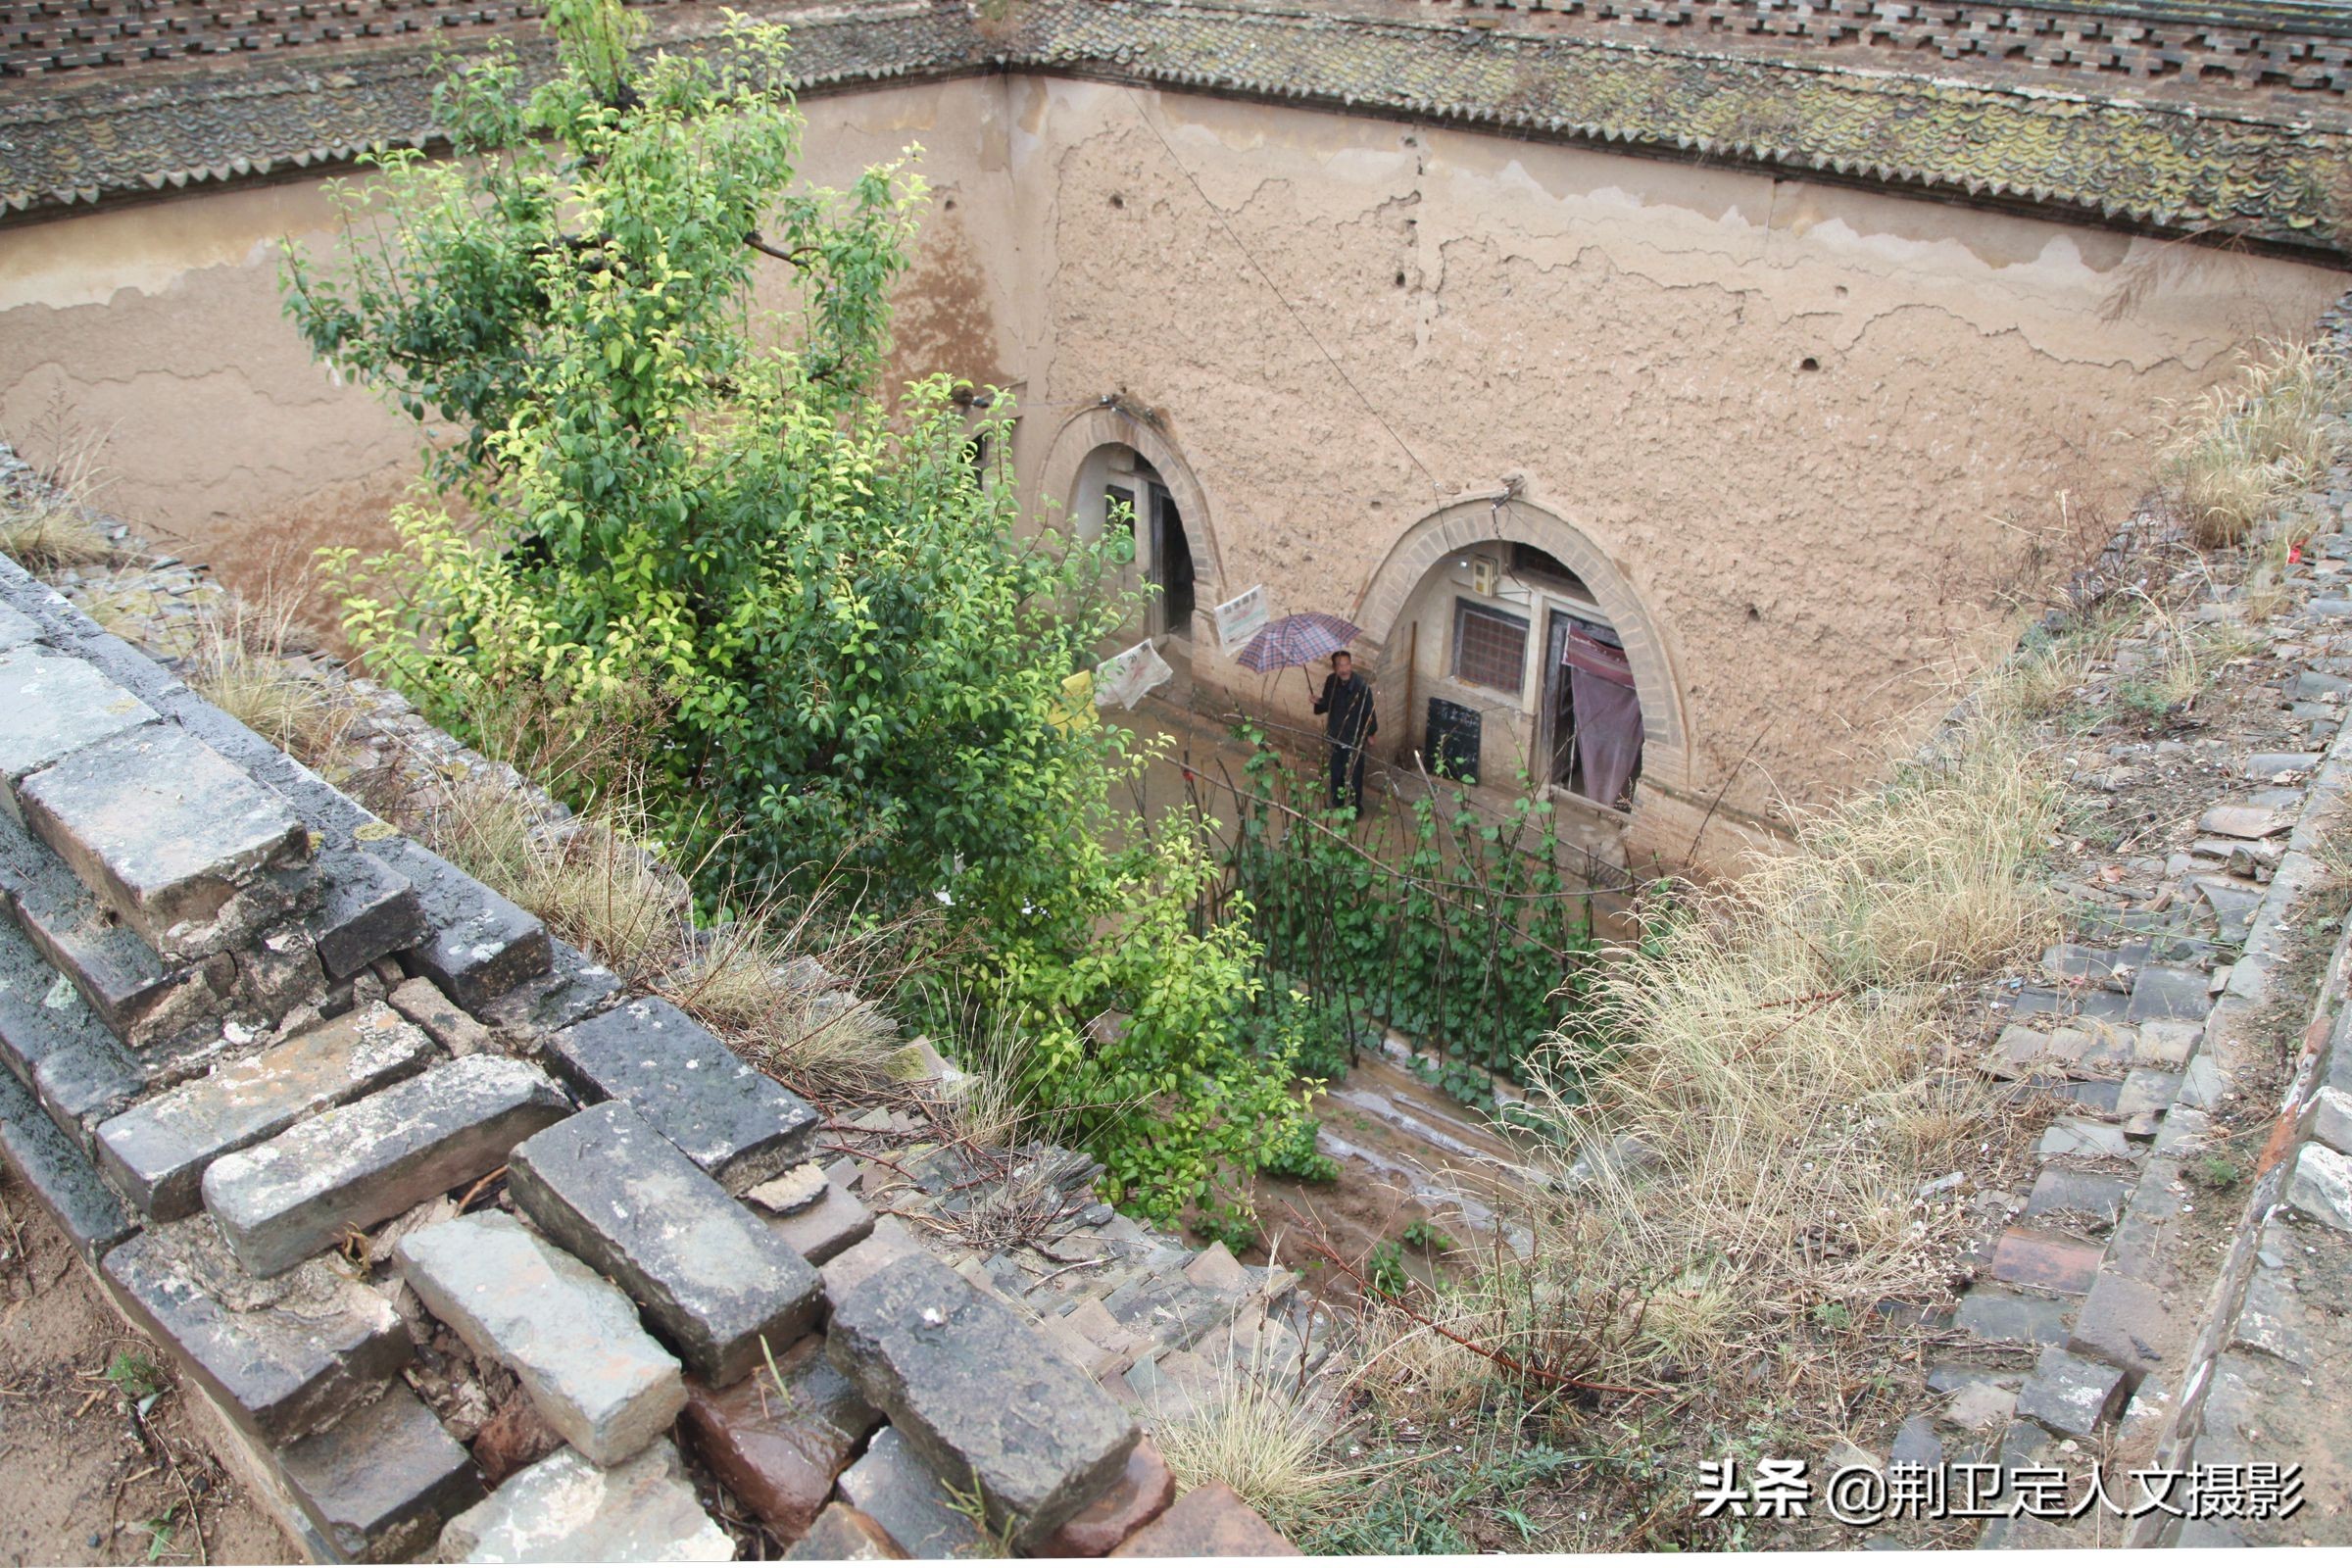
4 0 2350 262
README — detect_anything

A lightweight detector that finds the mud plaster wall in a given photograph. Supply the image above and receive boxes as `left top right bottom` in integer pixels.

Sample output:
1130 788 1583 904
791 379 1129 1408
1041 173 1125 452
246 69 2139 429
1001 77 2349 864
2 69 2347 867
0 76 1028 620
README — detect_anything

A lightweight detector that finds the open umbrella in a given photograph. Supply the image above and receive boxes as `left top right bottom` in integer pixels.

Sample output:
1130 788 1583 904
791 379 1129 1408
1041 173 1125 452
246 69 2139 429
1234 611 1362 698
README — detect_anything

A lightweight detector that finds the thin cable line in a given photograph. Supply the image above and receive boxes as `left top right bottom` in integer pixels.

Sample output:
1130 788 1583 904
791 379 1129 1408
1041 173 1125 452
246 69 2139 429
1127 94 1446 500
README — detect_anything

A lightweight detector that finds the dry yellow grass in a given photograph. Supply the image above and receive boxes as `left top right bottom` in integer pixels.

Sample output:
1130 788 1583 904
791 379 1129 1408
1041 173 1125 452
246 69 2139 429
187 581 358 764
1152 1340 1360 1538
1422 659 2075 1409
0 442 118 574
420 773 906 1102
2162 340 2352 548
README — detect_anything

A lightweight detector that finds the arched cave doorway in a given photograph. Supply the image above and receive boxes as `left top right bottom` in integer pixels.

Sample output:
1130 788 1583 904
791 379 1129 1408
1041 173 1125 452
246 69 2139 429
1354 500 1685 821
1070 443 1197 645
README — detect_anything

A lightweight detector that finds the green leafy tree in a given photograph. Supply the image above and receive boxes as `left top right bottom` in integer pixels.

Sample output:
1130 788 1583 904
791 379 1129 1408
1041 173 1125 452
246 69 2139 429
287 0 1129 916
982 822 1315 1224
285 0 1312 1217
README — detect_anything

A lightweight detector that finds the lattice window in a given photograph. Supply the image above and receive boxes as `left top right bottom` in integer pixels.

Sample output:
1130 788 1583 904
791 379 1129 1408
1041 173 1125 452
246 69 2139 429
1451 600 1527 695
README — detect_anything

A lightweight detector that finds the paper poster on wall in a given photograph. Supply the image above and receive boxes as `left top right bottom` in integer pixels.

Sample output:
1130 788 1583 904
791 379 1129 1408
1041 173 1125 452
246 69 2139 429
1213 585 1270 656
1094 639 1174 710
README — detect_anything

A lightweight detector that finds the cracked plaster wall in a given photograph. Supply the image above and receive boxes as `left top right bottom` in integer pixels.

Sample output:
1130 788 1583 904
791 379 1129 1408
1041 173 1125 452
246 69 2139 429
0 78 1030 626
1000 77 2348 864
0 71 2345 865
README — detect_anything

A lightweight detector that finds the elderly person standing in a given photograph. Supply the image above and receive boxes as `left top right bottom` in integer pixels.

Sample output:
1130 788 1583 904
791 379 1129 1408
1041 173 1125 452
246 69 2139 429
1311 650 1378 812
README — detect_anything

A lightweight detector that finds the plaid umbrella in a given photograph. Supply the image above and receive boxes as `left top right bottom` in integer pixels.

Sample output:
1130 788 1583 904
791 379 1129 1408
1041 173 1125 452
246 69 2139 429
1234 612 1362 673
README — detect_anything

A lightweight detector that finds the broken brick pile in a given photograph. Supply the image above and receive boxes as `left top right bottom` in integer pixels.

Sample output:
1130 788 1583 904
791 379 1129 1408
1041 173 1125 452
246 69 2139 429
0 539 1308 1561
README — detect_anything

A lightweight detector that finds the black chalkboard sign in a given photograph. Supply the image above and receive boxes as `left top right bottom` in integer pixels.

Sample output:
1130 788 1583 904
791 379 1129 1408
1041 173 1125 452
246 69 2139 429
1426 698 1482 785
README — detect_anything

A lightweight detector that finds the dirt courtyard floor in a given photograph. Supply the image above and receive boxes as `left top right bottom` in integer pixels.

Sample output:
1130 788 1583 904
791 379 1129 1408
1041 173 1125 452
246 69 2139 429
0 1168 288 1568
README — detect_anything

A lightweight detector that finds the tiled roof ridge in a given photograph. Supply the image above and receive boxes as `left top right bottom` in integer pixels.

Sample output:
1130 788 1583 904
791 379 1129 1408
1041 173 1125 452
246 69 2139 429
1010 0 2352 249
1066 0 2352 141
1441 0 2352 41
4 0 2351 256
1 0 954 125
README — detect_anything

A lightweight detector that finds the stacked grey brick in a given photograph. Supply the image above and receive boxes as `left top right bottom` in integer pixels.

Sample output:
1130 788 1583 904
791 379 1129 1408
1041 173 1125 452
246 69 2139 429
2101 298 2352 1547
0 546 1194 1561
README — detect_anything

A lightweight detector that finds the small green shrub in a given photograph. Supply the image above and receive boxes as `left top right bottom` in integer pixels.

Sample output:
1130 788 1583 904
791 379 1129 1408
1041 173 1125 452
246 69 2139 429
1224 731 1606 1090
1192 1201 1260 1254
971 825 1316 1224
2188 1152 2243 1192
1261 1118 1341 1184
1400 1218 1452 1252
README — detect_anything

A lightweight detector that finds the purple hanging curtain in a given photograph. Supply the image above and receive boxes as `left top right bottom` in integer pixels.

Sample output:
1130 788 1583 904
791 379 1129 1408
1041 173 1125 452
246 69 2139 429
1560 625 1643 808
1559 626 1634 686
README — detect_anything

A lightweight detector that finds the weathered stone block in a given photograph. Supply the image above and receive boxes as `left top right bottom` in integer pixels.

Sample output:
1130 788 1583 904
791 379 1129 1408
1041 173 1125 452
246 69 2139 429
2126 964 2214 1024
2022 1167 2132 1220
2197 804 2291 840
18 723 311 960
234 925 326 1019
0 602 38 652
2115 1067 2180 1117
1184 1241 1249 1294
1987 1227 2102 1295
1106 1482 1298 1557
2310 1085 2352 1156
0 645 156 816
1953 1288 2071 1347
375 839 550 1011
279 1383 485 1564
101 1221 411 1445
2133 1019 2200 1066
2283 1142 2352 1231
2014 1346 2125 1437
816 1216 928 1302
0 915 152 1147
0 1060 137 1260
435 1442 731 1564
2038 1118 2132 1159
746 1161 828 1215
783 1503 906 1561
545 997 816 1192
397 1209 685 1466
307 848 426 981
1 808 228 1046
508 1101 822 1387
827 1250 1140 1547
1888 1413 1941 1468
678 1335 882 1541
1941 1381 2017 1434
203 1055 569 1277
764 1173 874 1264
96 1002 435 1219
834 1425 990 1558
472 937 619 1039
1041 1441 1177 1556
388 977 496 1057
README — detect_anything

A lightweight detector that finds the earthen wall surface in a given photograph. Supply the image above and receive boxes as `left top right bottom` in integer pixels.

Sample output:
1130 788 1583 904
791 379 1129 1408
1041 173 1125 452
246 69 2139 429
995 75 2345 856
1 67 2345 861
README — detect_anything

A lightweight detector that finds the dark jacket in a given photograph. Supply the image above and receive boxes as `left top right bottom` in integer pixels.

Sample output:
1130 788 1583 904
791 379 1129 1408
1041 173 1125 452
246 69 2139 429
1314 671 1378 748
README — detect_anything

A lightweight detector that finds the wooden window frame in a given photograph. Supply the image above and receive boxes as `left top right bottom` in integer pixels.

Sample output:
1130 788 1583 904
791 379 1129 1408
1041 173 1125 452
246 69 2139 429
1450 598 1529 697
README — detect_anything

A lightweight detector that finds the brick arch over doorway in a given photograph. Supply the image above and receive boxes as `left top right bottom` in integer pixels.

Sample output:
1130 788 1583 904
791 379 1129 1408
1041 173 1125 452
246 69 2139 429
1029 401 1225 619
1352 497 1690 792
